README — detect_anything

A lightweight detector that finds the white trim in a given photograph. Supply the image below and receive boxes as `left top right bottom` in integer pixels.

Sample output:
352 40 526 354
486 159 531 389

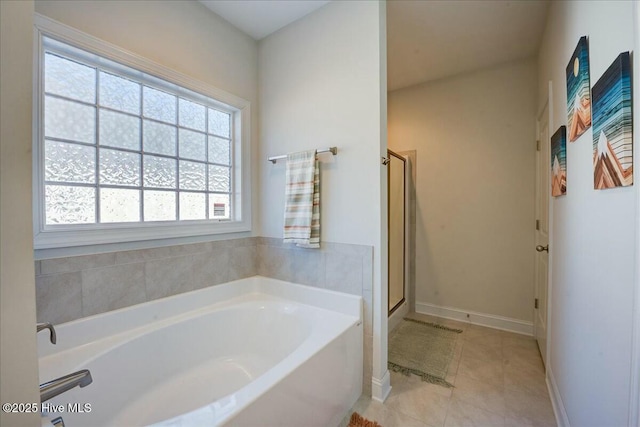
545 80 554 372
629 3 640 425
32 14 252 250
547 366 570 427
388 300 408 333
371 370 391 403
415 301 534 336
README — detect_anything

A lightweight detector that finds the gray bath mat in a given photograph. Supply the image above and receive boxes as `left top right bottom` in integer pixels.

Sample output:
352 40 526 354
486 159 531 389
388 318 462 388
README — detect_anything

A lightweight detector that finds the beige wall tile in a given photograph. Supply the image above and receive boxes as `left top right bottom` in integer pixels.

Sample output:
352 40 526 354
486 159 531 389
114 247 172 265
291 248 325 287
258 244 294 281
36 272 82 324
228 245 258 281
191 248 230 289
82 263 145 316
144 255 197 301
41 252 115 275
325 252 362 295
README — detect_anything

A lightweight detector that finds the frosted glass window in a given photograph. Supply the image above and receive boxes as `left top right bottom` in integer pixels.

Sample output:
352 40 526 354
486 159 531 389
99 71 140 115
144 155 177 189
208 136 230 165
45 185 95 224
100 188 140 222
143 87 176 124
208 165 230 192
45 140 96 184
45 96 95 144
38 38 240 233
45 53 95 103
179 99 206 131
208 108 230 137
179 160 206 191
179 129 206 161
99 149 140 186
100 110 140 150
143 120 176 156
179 192 206 220
144 191 176 221
209 193 230 220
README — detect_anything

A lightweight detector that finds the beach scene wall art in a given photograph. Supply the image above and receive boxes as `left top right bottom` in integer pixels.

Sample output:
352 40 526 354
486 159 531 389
592 51 633 189
566 36 591 142
551 126 567 197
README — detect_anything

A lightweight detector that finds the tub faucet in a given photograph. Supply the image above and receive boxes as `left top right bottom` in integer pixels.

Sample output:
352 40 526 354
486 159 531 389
40 370 92 402
37 323 56 344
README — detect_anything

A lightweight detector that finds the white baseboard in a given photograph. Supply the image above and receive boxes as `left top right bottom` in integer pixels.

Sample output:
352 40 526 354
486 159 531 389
388 300 409 333
371 370 391 403
415 301 533 336
547 366 570 427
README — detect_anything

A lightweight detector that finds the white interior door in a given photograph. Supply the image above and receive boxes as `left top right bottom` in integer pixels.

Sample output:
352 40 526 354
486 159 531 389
535 102 550 367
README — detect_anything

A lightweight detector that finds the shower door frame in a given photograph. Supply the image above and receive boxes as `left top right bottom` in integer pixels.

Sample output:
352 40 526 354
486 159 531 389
387 149 406 315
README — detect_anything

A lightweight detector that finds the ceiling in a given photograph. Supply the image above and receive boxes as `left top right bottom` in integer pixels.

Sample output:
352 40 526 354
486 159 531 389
200 0 329 40
387 0 550 91
199 0 549 91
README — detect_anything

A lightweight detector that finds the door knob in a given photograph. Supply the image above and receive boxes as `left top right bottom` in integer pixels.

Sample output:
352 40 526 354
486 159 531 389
536 245 549 252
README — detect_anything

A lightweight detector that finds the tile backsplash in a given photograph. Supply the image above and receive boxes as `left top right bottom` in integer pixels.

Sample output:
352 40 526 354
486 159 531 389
35 238 257 324
35 236 373 394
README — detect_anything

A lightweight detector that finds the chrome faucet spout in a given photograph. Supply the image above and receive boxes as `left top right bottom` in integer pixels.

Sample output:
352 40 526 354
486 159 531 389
37 323 57 344
40 370 92 402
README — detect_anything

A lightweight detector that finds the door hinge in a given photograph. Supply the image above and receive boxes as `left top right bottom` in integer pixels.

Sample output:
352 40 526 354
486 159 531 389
536 219 540 230
535 298 539 309
536 140 541 151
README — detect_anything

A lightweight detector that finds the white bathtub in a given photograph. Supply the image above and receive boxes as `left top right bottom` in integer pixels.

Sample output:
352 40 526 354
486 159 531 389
37 276 363 426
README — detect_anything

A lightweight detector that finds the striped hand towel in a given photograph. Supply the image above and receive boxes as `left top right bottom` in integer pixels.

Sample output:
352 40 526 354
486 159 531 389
283 150 320 248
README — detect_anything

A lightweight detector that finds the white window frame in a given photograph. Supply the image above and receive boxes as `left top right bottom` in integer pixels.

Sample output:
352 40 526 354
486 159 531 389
32 15 252 250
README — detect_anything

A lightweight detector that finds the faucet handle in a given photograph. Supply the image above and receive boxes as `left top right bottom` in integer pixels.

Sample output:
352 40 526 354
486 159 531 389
37 323 57 344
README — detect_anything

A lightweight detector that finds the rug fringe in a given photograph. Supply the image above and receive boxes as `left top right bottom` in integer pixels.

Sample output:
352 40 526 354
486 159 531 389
403 317 463 333
388 361 455 388
349 412 382 427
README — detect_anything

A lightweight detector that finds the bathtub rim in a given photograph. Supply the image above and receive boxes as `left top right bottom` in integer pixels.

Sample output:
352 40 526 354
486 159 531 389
37 275 363 358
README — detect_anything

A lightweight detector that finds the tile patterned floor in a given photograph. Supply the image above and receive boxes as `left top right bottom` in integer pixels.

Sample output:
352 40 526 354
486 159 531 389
342 312 556 427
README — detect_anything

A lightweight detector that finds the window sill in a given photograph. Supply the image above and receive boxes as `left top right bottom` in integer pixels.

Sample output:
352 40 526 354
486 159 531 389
34 220 251 250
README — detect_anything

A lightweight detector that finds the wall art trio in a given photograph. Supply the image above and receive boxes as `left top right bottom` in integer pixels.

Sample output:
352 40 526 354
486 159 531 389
554 36 633 196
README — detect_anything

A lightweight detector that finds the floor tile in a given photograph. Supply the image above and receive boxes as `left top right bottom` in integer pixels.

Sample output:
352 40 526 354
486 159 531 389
504 363 548 399
384 408 434 427
406 312 470 332
386 375 451 427
457 354 504 388
504 389 556 426
461 340 503 363
345 312 557 427
444 399 506 427
450 374 506 416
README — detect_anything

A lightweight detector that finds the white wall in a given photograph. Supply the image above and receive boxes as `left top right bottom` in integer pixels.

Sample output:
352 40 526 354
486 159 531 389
1 1 259 422
258 0 389 399
388 59 538 325
34 0 260 257
0 1 40 425
538 2 639 425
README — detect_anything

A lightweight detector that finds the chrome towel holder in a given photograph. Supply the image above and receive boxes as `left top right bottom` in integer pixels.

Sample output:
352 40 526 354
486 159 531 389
268 147 338 164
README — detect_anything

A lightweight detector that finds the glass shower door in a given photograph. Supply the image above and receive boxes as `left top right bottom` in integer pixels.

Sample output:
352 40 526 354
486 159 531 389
388 150 405 315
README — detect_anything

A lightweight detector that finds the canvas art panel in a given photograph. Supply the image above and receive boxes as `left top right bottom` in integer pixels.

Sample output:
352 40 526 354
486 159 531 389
592 51 633 189
551 126 567 197
566 36 592 142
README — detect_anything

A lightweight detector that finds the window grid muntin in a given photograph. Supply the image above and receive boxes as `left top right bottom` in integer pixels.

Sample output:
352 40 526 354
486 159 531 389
42 48 233 226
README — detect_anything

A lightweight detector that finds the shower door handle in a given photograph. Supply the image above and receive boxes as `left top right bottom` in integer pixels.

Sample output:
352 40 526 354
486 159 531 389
535 245 549 253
